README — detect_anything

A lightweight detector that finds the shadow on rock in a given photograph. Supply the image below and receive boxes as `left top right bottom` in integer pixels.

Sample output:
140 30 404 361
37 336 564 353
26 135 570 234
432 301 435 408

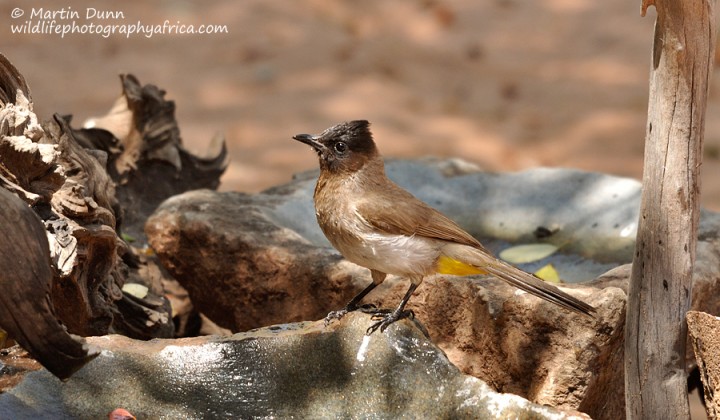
0 312 589 419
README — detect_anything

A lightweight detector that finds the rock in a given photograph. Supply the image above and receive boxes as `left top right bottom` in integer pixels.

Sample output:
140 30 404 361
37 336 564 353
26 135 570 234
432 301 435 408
145 160 720 419
0 341 42 393
687 311 720 418
0 312 589 419
377 276 626 415
146 188 369 332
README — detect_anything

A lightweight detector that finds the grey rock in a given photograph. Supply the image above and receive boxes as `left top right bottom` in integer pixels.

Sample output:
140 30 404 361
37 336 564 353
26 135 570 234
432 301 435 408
0 312 589 419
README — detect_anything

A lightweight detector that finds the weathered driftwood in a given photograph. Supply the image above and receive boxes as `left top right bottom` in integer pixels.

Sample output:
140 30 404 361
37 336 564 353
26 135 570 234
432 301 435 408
0 52 226 377
0 188 98 380
625 0 716 418
74 73 228 338
0 54 28 105
77 73 227 241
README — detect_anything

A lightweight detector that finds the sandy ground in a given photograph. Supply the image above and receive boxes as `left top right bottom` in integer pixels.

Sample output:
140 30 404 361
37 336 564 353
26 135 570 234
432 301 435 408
0 1 715 415
2 0 720 211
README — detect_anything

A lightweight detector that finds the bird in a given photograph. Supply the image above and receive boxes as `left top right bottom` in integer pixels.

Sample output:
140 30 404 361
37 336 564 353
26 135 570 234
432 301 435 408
293 120 595 334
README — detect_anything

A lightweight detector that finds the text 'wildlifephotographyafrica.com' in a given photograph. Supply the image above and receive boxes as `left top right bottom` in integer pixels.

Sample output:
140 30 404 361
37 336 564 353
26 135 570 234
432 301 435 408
8 6 229 39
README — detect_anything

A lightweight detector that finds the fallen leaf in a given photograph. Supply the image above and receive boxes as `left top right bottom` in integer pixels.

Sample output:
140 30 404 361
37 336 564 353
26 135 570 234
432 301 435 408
499 243 558 264
535 263 561 283
122 283 149 299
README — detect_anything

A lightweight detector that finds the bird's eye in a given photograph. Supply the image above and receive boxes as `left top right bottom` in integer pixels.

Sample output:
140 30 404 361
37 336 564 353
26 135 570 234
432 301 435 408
334 141 348 154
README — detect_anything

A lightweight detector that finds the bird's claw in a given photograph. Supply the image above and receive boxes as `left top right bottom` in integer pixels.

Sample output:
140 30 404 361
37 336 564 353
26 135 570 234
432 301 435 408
324 308 350 326
324 303 383 326
365 310 414 335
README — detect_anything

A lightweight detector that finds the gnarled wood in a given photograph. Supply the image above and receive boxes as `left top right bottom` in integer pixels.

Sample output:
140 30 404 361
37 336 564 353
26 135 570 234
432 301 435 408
0 188 98 379
0 52 226 375
0 53 29 104
78 73 228 241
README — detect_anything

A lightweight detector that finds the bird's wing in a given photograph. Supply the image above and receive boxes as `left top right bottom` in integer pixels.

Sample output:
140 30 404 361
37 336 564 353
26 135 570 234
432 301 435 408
356 183 488 250
356 182 596 317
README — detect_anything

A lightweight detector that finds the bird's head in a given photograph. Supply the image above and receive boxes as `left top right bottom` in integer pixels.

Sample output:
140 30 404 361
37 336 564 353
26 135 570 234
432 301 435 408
293 120 379 174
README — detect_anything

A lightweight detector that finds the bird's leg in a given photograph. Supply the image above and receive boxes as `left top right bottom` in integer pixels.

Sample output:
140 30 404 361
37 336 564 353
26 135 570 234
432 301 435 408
324 271 387 325
366 283 418 335
324 282 378 325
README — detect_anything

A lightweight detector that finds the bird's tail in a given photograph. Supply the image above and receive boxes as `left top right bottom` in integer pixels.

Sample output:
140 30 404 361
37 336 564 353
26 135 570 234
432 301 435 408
483 259 596 316
441 244 596 317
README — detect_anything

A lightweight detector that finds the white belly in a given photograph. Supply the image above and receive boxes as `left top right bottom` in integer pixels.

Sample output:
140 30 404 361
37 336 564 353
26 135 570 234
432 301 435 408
315 187 441 278
333 230 441 277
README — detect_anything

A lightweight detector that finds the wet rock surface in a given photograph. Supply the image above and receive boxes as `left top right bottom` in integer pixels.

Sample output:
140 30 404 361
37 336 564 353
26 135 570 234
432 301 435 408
0 312 589 419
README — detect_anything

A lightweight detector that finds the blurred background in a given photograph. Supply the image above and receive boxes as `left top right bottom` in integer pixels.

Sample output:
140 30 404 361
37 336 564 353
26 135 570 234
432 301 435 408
2 0 720 209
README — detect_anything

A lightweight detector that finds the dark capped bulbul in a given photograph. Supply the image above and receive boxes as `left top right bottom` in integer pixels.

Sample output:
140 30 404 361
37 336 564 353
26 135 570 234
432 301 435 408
293 120 595 334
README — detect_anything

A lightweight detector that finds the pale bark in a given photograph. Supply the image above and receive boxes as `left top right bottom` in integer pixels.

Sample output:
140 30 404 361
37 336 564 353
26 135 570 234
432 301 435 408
625 0 716 418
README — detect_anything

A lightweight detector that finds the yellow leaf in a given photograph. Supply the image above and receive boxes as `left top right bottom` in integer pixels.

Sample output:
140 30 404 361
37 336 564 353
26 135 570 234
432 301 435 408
535 263 561 283
499 243 559 264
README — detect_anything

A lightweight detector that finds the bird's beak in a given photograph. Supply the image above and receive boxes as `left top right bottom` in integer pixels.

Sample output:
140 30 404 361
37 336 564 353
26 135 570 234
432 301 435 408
293 133 325 153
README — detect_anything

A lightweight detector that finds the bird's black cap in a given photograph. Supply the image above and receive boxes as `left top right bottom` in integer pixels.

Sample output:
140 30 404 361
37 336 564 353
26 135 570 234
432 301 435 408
293 120 378 173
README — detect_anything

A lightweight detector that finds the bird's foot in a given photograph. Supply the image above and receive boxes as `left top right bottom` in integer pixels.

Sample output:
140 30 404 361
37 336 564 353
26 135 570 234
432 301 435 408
366 309 415 335
324 303 380 326
324 308 349 326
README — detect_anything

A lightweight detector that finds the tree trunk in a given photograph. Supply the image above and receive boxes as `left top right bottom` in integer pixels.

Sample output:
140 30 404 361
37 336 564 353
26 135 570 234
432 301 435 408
625 0 716 418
